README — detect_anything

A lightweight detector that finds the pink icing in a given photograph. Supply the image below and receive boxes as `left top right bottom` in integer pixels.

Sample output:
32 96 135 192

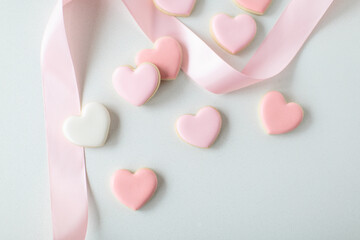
176 106 222 148
136 37 182 80
112 168 158 210
153 0 196 17
211 14 257 54
234 0 272 15
112 63 160 106
261 91 304 135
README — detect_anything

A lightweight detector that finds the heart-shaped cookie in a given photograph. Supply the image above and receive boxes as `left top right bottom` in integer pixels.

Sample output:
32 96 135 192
112 168 158 210
260 91 304 135
153 0 196 17
234 0 272 15
136 37 182 80
112 63 161 106
176 106 222 148
211 14 256 54
63 102 111 147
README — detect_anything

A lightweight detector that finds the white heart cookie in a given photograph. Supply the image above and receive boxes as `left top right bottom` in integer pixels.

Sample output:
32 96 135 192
63 102 111 147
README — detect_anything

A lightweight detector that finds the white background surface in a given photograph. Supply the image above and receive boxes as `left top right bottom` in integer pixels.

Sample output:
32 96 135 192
1 0 360 239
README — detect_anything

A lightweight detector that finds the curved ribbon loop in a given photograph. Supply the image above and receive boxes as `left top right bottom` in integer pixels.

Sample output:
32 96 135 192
122 0 334 93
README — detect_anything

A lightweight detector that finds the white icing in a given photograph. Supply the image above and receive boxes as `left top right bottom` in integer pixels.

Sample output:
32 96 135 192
63 102 111 147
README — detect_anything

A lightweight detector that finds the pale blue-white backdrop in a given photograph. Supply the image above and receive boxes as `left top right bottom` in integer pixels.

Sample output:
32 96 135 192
1 0 360 239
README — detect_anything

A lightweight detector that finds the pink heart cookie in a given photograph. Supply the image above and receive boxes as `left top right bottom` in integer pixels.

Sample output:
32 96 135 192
153 0 196 17
112 168 158 210
234 0 272 15
211 14 257 54
260 91 304 135
112 63 160 106
136 37 182 80
176 106 222 148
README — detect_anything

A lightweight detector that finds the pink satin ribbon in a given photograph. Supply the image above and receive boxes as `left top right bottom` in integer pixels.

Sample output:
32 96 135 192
41 0 87 239
41 0 333 239
123 0 334 93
